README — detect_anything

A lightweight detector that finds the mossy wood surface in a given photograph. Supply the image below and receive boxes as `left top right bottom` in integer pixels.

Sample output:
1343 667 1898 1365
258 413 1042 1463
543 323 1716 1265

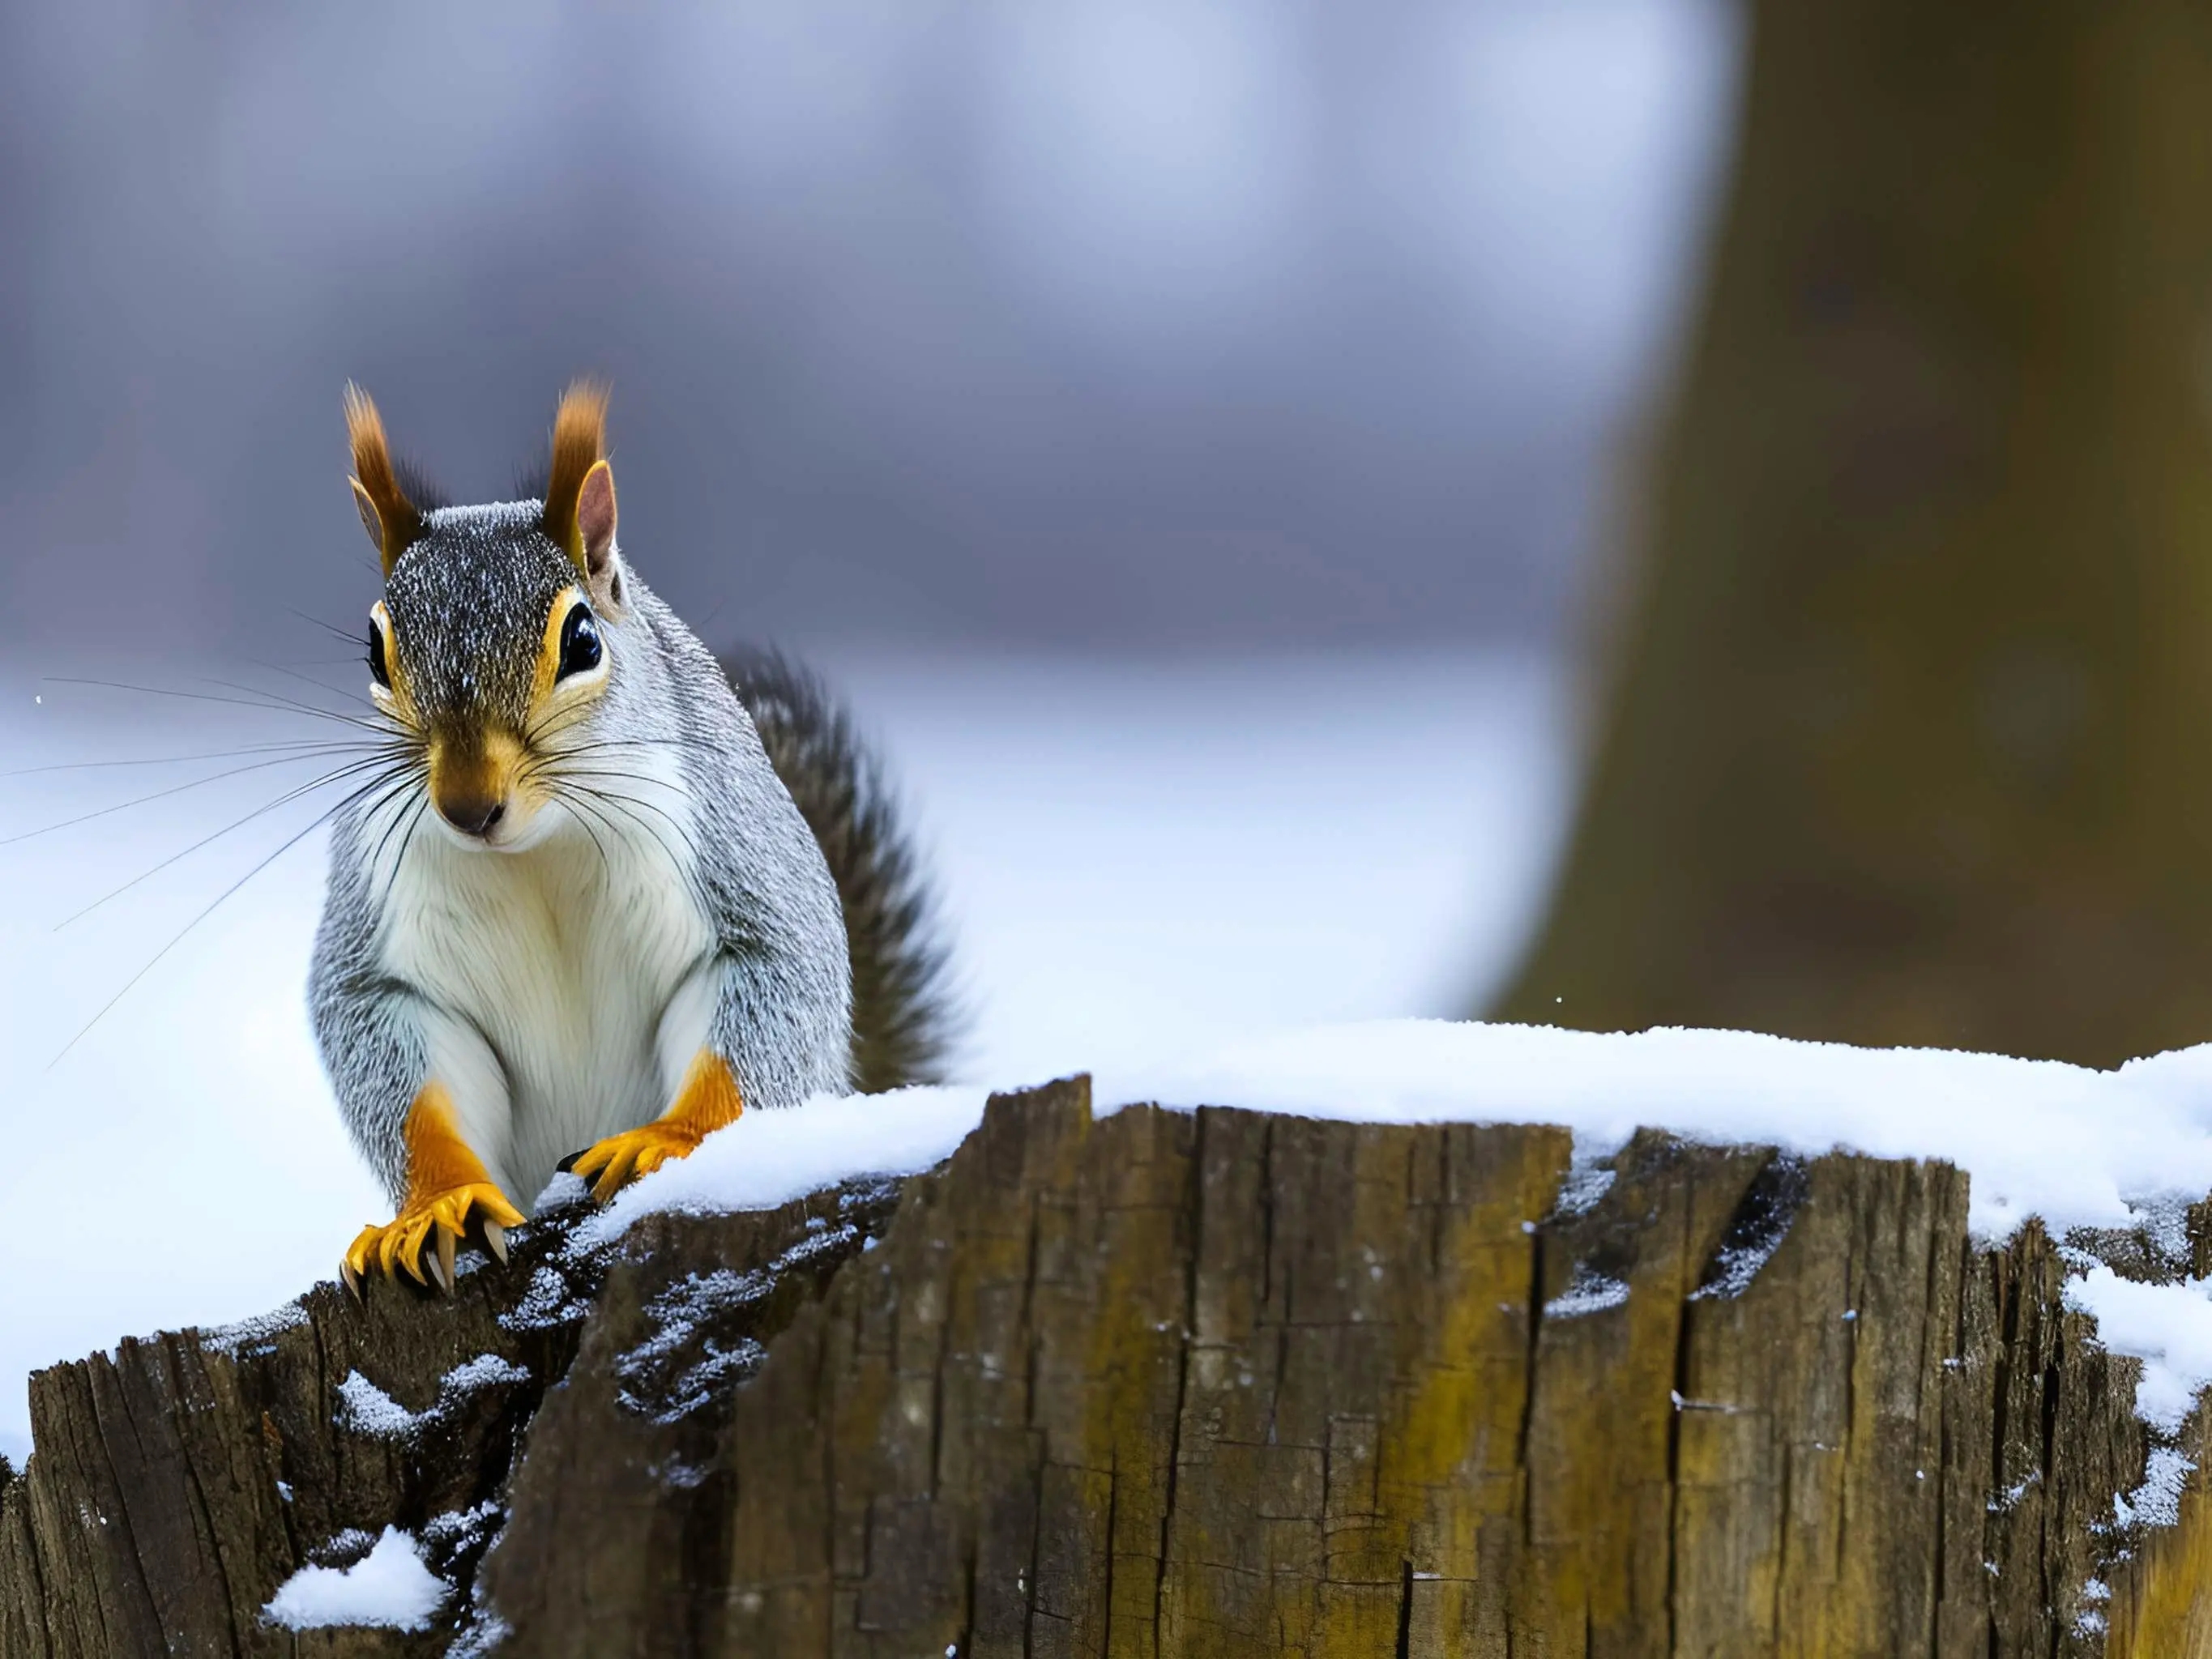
2 1081 2206 1655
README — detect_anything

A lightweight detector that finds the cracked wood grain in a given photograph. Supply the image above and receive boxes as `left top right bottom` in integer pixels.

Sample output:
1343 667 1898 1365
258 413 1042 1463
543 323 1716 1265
3 1080 2207 1656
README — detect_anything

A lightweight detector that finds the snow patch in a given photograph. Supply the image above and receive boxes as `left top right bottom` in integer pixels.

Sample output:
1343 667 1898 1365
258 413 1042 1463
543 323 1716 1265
499 1263 593 1332
617 1268 775 1422
200 1301 309 1358
613 1219 878 1423
335 1372 417 1439
1552 1162 1616 1218
1094 1020 2212 1243
575 1085 989 1247
2063 1269 2212 1433
2115 1445 2195 1532
422 1499 504 1555
440 1354 529 1395
1692 1234 1784 1303
262 1526 447 1631
1546 1266 1629 1320
449 1610 514 1658
335 1354 529 1440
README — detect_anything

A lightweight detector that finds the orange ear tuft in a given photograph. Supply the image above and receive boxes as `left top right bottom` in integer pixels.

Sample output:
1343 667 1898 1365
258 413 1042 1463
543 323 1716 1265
541 381 610 576
344 383 425 575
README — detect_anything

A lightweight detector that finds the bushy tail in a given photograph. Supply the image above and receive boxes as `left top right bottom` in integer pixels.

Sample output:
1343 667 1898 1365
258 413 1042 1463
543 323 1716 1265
724 646 963 1093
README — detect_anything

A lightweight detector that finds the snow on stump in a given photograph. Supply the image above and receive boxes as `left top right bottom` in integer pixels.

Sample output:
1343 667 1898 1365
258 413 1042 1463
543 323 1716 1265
2 1074 2209 1656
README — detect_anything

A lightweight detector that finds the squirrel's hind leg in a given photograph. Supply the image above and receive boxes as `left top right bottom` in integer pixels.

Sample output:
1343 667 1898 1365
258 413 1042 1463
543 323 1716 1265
343 1082 524 1294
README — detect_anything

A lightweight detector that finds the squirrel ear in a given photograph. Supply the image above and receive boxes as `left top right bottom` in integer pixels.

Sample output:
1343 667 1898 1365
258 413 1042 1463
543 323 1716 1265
348 478 385 552
343 383 424 576
541 380 612 578
575 459 617 576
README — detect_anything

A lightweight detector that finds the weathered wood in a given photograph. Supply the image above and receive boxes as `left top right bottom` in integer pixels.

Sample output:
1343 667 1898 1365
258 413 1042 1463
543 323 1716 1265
0 1175 901 1657
2 1080 2205 1655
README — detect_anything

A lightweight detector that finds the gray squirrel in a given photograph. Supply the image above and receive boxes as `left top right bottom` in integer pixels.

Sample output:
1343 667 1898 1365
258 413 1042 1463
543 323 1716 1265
311 383 954 1291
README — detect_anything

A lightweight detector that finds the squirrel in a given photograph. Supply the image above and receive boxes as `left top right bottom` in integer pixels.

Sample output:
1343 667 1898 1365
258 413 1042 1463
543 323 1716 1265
311 382 955 1292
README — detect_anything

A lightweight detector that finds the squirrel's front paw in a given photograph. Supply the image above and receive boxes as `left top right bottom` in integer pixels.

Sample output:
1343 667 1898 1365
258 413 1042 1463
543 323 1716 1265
570 1120 707 1204
343 1182 524 1295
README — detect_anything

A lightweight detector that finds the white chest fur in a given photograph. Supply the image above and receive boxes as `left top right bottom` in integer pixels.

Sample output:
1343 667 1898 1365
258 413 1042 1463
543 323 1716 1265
375 796 716 1207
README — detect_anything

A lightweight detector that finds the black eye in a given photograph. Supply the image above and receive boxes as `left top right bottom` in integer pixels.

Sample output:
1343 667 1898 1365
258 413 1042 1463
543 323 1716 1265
367 625 391 689
557 604 602 680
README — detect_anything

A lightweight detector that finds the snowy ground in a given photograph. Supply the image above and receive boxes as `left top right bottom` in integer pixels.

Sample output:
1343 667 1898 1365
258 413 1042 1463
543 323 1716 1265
0 650 1567 1456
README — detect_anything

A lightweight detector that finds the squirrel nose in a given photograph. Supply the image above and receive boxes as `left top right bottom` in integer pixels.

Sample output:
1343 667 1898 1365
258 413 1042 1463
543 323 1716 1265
437 791 506 839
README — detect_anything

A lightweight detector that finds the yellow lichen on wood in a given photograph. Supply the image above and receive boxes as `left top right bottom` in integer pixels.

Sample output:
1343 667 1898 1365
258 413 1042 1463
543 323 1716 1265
2107 1411 2212 1658
1369 1124 1570 1653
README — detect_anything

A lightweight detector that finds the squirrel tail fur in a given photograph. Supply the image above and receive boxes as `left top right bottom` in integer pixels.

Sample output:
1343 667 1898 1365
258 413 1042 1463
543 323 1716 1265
723 646 963 1093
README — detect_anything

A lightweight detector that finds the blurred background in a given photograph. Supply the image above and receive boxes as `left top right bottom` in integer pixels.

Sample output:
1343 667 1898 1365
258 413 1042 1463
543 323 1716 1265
12 0 2212 1457
1 0 1732 659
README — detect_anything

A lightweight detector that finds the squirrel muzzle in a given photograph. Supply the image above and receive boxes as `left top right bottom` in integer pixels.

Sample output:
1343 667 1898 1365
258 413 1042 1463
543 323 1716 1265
429 728 526 844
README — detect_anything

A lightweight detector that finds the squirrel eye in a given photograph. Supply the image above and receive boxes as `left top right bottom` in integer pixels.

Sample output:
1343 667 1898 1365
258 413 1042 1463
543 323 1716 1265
557 603 602 680
367 625 391 689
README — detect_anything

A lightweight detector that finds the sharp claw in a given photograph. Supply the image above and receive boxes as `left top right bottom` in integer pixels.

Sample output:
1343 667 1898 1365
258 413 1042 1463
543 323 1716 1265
481 1219 508 1265
422 1221 453 1300
339 1258 364 1302
436 1226 457 1293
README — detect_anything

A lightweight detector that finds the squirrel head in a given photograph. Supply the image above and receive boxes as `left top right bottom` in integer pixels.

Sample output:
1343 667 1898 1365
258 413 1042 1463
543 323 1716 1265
344 381 626 850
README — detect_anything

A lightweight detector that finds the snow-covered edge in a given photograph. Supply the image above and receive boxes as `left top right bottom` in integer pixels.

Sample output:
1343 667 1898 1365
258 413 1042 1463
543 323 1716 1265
572 1085 992 1251
546 1020 2212 1444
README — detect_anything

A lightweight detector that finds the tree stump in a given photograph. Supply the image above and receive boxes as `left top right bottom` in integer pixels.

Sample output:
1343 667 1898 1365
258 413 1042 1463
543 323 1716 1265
3 1078 2206 1655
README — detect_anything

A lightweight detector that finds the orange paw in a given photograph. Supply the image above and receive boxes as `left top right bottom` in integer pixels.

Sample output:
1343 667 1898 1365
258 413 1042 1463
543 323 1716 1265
570 1120 707 1203
343 1181 523 1293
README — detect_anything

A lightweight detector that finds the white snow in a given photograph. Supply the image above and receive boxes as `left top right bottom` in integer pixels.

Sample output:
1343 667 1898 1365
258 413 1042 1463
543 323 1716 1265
335 1371 418 1439
587 1009 2212 1258
334 1356 530 1441
576 1086 990 1248
261 1526 447 1631
500 1264 591 1333
617 1277 771 1422
1546 1267 1630 1319
2065 1269 2212 1433
1094 1020 2212 1243
2115 1445 2196 1532
440 1354 530 1394
1691 1230 1787 1303
421 1500 503 1553
200 1301 309 1358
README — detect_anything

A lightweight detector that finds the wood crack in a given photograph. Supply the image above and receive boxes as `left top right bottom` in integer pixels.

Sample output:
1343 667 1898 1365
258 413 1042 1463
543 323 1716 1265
1 1085 2199 1657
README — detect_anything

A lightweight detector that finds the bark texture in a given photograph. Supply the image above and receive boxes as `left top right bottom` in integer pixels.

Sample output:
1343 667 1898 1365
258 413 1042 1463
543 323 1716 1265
2 1080 2207 1655
1493 0 2212 1064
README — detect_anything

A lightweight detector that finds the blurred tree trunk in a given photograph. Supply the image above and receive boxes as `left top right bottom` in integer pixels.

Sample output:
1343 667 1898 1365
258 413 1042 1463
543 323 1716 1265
1494 0 2212 1064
